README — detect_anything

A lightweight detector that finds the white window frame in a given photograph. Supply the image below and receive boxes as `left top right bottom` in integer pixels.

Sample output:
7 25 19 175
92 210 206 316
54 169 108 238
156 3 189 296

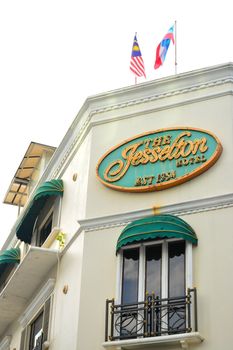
116 239 193 304
31 195 62 248
18 279 55 350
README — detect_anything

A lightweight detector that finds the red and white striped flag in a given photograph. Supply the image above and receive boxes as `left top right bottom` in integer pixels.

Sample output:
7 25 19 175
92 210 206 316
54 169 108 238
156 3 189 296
130 34 146 78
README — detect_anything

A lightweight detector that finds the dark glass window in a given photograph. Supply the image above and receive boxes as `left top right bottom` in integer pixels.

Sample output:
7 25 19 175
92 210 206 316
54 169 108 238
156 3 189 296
122 248 139 304
38 214 53 247
168 241 185 298
168 241 186 334
29 312 43 350
145 245 162 297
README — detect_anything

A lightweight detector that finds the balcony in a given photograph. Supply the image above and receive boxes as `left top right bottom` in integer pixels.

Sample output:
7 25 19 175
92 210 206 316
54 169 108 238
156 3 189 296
103 288 203 349
0 246 59 338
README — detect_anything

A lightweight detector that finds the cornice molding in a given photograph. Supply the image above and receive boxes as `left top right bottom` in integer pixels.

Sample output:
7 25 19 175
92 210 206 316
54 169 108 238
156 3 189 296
52 79 233 178
77 193 233 232
18 278 55 328
90 77 233 116
0 336 11 350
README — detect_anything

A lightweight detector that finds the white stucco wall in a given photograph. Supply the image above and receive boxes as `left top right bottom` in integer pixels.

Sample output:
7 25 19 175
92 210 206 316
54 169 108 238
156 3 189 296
75 227 118 350
49 233 84 350
1 64 233 350
59 131 92 240
86 93 232 219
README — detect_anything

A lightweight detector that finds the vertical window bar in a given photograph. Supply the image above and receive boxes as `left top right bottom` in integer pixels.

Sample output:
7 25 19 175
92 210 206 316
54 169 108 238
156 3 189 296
138 245 145 302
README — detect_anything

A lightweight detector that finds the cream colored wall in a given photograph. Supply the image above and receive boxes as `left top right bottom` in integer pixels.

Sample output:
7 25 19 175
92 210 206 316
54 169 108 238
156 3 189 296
49 232 84 350
59 132 92 241
188 207 233 349
75 227 118 350
86 93 233 219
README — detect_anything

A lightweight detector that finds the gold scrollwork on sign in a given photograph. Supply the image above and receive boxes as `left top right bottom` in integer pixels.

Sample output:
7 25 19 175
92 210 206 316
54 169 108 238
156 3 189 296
96 127 223 192
104 131 208 183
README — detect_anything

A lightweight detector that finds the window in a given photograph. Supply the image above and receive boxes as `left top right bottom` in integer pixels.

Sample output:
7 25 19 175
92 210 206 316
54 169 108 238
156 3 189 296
16 179 63 245
37 213 53 247
116 239 189 338
29 312 43 350
105 215 198 343
0 264 18 294
119 240 187 304
20 297 51 350
30 195 61 248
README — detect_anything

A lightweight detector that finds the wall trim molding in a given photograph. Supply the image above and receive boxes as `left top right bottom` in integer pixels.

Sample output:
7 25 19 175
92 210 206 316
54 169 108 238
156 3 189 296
90 78 233 116
102 332 204 349
18 278 55 328
77 193 233 232
54 84 233 179
0 336 11 350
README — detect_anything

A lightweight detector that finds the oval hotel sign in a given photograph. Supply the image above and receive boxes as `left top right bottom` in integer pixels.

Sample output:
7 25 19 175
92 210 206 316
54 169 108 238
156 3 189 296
96 127 223 192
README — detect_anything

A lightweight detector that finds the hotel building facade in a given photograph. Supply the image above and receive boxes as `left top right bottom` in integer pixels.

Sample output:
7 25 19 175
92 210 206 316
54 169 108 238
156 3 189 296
0 63 233 350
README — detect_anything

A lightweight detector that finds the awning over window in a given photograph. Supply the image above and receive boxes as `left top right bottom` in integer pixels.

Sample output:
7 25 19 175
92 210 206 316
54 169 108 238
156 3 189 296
3 142 56 207
0 247 20 265
16 179 63 244
116 214 197 252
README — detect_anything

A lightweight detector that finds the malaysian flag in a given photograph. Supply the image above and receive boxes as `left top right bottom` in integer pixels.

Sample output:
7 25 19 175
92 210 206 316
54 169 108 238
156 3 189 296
130 34 146 78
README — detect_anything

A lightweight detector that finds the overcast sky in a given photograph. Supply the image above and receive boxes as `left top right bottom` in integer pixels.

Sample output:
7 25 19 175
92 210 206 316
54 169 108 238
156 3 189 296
0 0 232 249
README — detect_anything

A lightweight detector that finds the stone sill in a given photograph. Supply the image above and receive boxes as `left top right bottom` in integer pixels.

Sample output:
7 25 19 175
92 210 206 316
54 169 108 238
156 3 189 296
102 332 204 349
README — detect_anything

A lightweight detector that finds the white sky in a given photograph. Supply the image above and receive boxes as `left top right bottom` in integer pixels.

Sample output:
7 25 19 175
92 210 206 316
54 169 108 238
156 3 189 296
0 0 232 249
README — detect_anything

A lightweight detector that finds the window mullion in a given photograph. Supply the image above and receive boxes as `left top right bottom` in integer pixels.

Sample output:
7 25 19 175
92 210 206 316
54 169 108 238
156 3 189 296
186 242 193 290
162 241 168 299
138 244 145 302
115 253 122 304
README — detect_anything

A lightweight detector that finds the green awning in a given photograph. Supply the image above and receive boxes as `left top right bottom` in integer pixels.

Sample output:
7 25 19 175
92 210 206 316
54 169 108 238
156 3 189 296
116 214 197 252
0 247 20 265
34 179 64 201
16 179 63 244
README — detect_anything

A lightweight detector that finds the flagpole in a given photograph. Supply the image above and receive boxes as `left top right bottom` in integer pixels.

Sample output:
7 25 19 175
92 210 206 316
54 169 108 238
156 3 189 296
135 32 137 85
175 20 177 74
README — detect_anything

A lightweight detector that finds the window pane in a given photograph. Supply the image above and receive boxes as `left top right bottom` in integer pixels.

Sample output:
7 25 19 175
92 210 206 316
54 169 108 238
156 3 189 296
168 241 185 298
29 312 43 350
122 248 139 304
38 214 53 246
145 245 162 297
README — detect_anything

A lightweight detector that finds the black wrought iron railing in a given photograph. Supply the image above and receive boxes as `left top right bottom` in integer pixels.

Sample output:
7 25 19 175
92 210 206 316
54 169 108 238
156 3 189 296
105 288 198 342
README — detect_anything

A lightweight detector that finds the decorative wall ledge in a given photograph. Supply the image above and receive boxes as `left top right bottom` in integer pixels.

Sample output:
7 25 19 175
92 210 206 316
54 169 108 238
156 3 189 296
77 192 233 232
0 336 12 350
102 332 204 350
18 278 55 328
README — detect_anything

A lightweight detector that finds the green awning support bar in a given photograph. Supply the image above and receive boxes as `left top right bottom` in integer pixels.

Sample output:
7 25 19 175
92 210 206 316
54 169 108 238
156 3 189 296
0 247 20 265
16 179 63 244
116 214 197 253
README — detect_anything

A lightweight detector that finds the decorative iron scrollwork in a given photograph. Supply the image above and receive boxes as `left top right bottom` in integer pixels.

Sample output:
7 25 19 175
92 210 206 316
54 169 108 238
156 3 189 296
105 288 198 342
